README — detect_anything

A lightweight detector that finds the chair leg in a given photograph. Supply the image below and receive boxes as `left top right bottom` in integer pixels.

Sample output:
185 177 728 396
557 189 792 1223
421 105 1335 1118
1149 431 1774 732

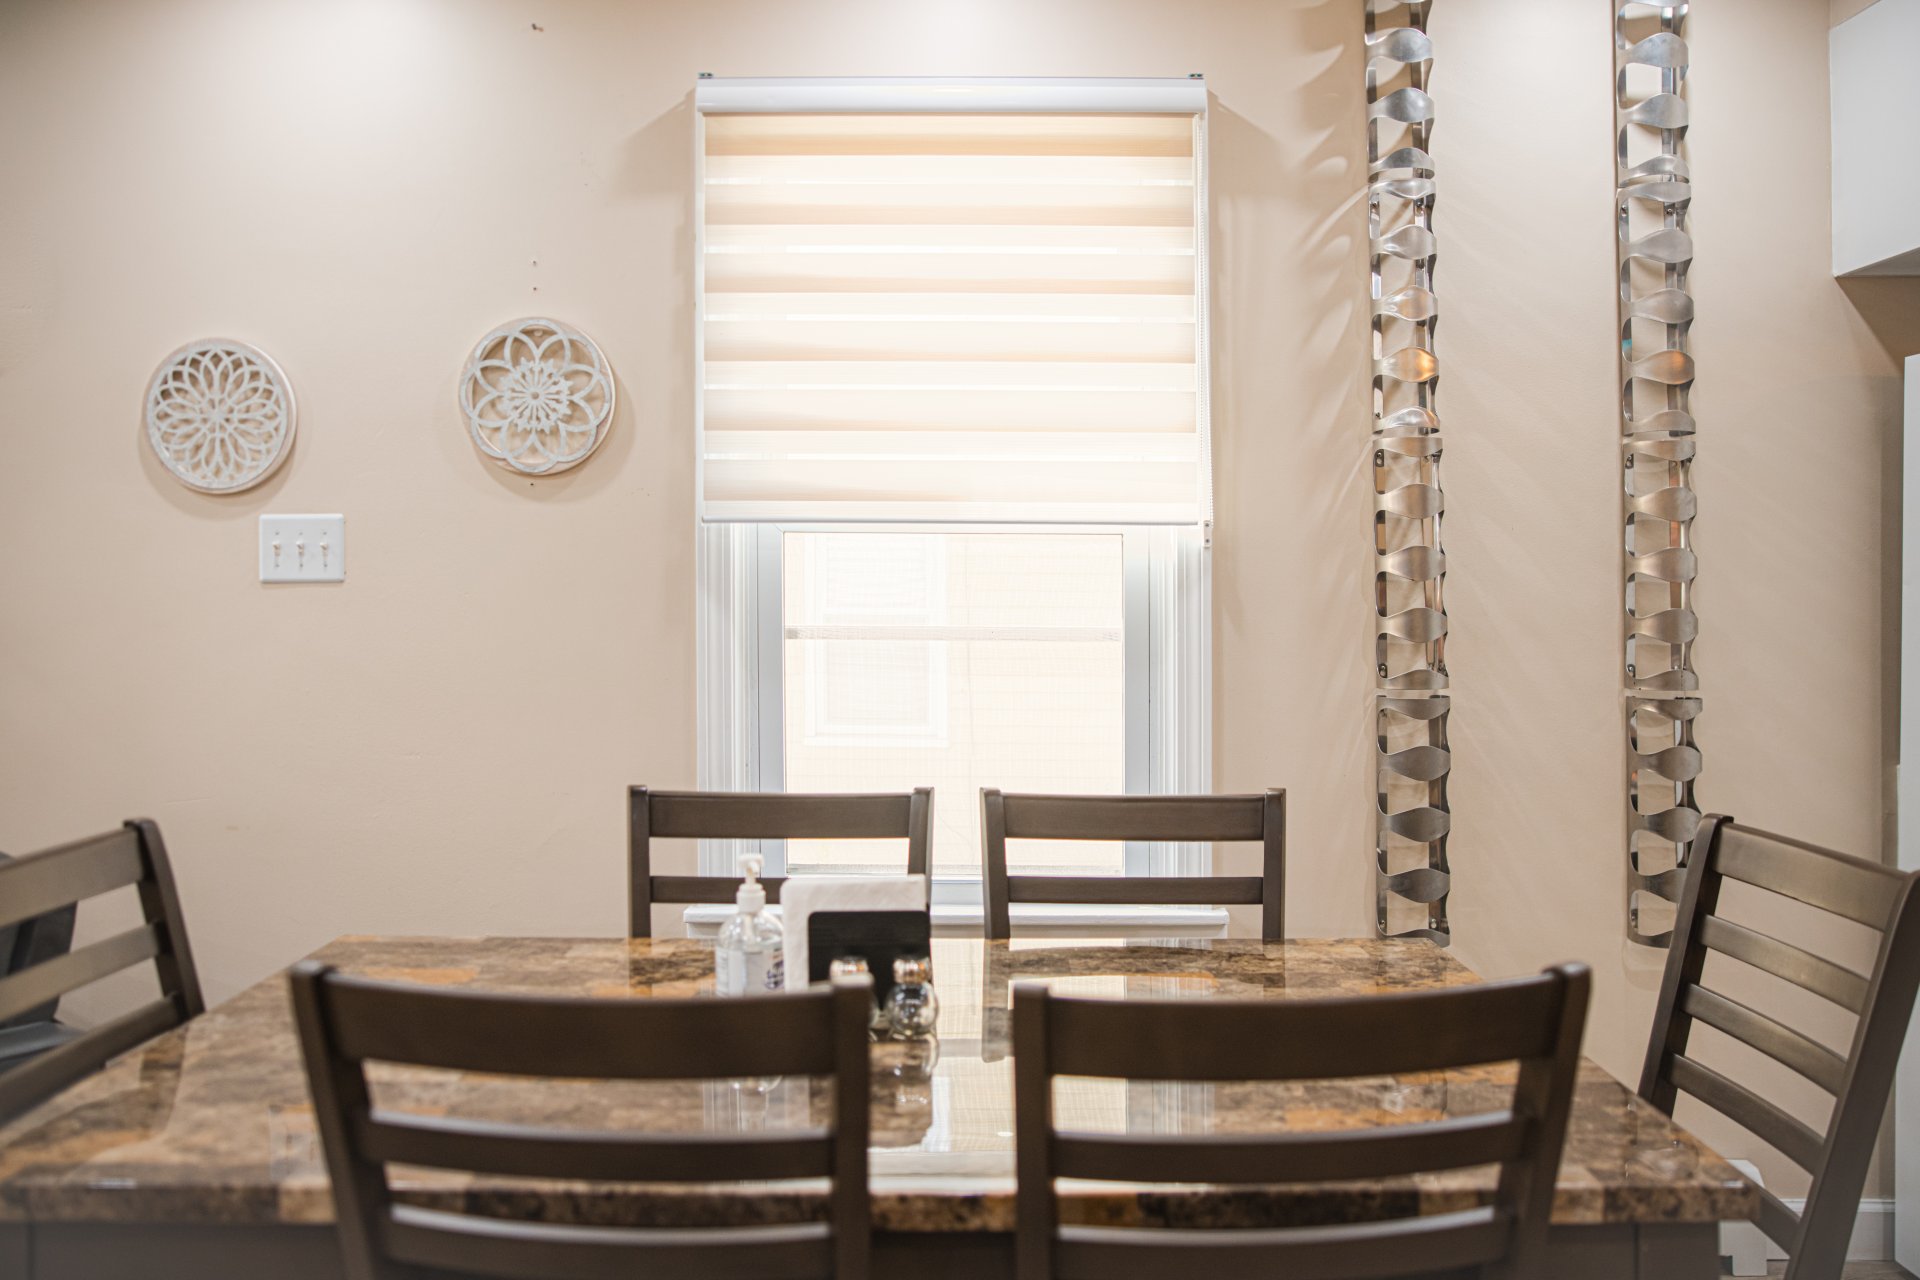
1720 1159 1772 1277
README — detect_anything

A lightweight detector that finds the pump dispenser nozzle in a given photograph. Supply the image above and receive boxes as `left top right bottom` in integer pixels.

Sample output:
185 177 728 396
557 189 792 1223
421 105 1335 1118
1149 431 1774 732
736 854 767 913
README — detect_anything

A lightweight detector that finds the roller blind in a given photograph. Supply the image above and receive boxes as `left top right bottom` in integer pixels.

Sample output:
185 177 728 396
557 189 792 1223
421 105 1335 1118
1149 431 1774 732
696 78 1211 525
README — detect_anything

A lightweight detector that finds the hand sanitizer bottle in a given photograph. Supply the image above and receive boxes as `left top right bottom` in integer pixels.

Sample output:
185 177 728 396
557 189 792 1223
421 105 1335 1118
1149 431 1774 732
715 854 784 996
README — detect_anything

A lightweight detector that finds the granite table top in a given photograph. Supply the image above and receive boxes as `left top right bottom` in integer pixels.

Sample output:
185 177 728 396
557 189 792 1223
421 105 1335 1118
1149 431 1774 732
0 935 1754 1232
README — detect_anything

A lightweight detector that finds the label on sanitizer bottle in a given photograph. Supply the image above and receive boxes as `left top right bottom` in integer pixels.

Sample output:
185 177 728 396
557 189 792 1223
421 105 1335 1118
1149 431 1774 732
716 946 781 996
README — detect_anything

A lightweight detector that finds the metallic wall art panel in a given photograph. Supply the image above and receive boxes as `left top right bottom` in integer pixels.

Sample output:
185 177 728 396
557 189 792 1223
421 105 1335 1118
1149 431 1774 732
1615 1 1699 946
1366 0 1450 945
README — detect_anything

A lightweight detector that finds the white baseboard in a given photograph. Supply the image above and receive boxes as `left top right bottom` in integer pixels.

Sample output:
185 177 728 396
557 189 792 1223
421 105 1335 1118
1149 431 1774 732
1759 1198 1894 1263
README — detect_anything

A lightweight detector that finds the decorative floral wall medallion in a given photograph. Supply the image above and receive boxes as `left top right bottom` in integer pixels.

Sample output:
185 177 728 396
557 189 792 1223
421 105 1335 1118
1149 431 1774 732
458 318 615 475
144 339 296 493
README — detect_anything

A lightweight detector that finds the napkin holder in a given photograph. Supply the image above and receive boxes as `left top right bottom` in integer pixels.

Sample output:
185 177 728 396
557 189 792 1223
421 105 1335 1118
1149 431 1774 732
779 875 929 996
807 910 931 1009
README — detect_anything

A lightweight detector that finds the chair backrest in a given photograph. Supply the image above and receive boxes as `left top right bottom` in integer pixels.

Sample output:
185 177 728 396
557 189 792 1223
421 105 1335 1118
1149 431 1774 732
0 820 203 1121
291 963 874 1280
0 888 78 1030
627 787 933 938
980 790 1286 940
0 853 17 986
1013 963 1590 1280
1639 814 1920 1279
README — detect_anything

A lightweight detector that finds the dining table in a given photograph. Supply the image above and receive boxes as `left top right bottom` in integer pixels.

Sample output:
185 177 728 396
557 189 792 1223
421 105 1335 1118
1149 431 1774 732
0 933 1754 1280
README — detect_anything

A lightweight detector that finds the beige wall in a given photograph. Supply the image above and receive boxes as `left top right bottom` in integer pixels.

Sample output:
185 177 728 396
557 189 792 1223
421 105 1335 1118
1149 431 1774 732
2 0 1916 1196
1430 0 1920 1199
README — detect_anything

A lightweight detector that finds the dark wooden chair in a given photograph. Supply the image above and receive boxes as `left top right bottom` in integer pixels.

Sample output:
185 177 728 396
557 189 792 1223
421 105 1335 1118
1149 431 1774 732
290 963 875 1280
0 852 83 1072
980 790 1286 940
1012 963 1590 1280
0 820 204 1123
1638 814 1920 1280
628 786 933 938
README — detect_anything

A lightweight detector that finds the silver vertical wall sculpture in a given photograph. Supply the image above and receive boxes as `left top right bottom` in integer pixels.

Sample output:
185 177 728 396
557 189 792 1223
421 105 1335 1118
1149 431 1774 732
1366 0 1451 945
1615 1 1699 947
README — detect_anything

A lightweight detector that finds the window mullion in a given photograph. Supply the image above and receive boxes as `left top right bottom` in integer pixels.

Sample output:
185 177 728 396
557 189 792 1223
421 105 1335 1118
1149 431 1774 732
1123 528 1152 876
754 524 788 876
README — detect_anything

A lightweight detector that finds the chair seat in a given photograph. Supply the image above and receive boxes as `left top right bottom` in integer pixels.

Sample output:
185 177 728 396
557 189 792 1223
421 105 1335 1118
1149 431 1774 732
0 1021 83 1071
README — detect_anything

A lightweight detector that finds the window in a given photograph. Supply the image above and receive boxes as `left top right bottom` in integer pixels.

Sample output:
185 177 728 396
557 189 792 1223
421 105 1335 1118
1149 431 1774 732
693 79 1212 903
783 529 1132 879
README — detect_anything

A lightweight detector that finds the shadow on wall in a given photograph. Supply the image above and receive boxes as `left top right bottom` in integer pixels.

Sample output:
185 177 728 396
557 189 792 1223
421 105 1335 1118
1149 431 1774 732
1206 0 1374 932
1840 277 1920 363
478 93 700 514
1845 275 1920 865
459 98 702 507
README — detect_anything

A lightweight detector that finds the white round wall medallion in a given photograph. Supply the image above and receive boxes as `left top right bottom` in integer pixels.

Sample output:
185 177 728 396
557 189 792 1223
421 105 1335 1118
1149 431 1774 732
458 317 615 476
144 339 296 494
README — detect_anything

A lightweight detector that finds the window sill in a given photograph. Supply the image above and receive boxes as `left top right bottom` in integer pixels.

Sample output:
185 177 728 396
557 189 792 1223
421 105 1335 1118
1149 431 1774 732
681 902 1229 935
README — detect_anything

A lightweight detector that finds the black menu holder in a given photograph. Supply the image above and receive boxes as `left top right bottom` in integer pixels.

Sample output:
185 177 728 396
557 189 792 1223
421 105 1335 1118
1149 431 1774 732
807 909 932 1008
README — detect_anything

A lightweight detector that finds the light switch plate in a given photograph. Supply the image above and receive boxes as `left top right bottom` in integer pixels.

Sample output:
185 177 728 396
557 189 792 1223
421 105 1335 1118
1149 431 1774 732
259 514 345 583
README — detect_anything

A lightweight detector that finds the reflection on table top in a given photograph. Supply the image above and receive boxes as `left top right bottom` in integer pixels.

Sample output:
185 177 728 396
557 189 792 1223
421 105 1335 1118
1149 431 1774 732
0 934 1753 1232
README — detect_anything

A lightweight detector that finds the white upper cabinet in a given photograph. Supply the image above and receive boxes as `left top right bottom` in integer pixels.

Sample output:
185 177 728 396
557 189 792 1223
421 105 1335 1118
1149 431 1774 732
1831 0 1920 276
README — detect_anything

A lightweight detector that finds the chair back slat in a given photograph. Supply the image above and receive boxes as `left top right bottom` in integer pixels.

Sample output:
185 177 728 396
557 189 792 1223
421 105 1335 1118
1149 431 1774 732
1754 1186 1801 1256
629 787 933 938
382 1207 836 1280
1006 875 1264 906
999 794 1267 842
1045 974 1563 1081
292 962 873 1280
1696 916 1870 1014
358 1113 834 1182
1052 1211 1511 1280
0 872 78 1031
318 974 839 1079
0 855 19 986
1640 815 1920 1277
1014 964 1589 1280
0 924 161 1026
651 791 918 840
0 831 143 930
983 789 1285 941
1712 826 1901 929
1667 1054 1823 1171
650 874 790 904
0 998 181 1121
1677 986 1847 1095
1054 1112 1526 1185
0 821 200 1124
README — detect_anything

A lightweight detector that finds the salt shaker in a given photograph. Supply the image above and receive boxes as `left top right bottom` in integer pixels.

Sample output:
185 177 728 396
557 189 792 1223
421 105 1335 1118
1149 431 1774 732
828 956 885 1035
885 956 938 1038
827 956 870 982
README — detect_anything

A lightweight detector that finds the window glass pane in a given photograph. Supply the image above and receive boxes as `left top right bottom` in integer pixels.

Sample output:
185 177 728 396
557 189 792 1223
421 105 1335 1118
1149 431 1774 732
782 530 1126 877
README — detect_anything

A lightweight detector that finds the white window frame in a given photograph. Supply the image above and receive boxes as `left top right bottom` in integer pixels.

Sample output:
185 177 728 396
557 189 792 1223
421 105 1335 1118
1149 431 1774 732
696 522 1210 908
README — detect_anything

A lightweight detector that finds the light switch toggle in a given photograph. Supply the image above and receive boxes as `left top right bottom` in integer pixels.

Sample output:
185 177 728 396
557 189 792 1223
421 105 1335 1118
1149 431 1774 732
260 514 345 583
